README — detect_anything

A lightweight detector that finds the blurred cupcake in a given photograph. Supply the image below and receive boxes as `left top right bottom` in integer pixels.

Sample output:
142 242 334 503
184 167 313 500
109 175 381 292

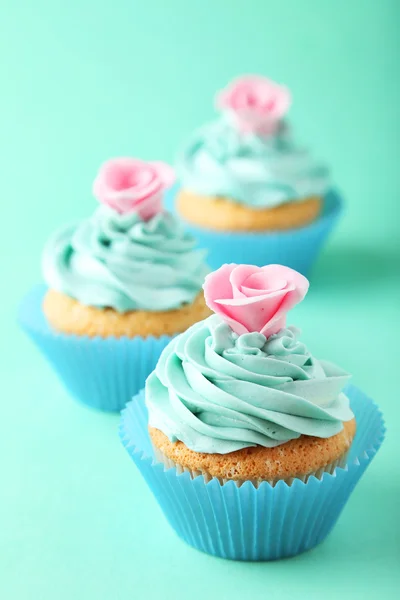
120 264 385 560
173 75 342 273
19 158 210 411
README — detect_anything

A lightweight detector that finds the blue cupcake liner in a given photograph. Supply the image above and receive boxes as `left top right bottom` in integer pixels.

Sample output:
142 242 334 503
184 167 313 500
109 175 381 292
164 188 343 274
120 385 385 561
18 285 173 412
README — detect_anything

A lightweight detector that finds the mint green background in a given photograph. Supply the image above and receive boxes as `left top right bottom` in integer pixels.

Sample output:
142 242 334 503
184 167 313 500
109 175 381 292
1 1 399 598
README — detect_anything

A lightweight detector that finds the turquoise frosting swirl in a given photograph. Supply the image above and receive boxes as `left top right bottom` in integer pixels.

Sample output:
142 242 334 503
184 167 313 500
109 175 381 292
177 118 330 207
42 206 208 312
146 315 353 453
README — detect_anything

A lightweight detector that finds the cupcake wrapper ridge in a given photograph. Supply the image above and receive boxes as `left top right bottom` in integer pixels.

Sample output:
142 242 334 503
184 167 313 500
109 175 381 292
18 285 172 412
120 385 385 561
165 188 343 274
151 445 349 488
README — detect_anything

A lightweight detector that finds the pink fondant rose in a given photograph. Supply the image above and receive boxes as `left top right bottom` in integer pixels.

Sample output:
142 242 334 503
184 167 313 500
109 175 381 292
216 75 291 135
203 264 309 337
93 157 175 219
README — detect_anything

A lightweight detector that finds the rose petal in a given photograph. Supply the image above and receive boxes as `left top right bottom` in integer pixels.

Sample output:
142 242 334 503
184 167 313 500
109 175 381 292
229 264 260 299
203 263 309 337
242 270 288 296
93 157 174 219
150 161 176 188
215 75 291 134
215 288 289 335
203 263 237 310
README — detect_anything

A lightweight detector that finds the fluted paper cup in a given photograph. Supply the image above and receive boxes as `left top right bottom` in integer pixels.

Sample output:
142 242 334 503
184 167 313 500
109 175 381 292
120 385 384 560
164 189 343 274
18 284 172 412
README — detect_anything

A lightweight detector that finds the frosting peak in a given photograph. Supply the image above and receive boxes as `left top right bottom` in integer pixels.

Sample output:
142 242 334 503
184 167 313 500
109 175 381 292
43 207 208 312
146 316 353 453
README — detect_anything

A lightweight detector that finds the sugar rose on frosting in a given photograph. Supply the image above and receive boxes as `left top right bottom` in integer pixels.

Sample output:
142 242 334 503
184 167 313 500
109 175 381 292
93 157 175 220
216 75 291 135
203 264 309 337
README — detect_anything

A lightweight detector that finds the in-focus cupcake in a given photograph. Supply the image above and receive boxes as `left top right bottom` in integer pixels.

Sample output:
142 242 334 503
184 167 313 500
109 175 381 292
19 158 210 411
120 264 385 561
173 75 342 273
148 264 356 482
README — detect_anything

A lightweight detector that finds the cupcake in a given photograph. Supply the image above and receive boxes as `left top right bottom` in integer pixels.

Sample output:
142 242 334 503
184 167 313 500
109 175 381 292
120 264 385 560
172 75 342 273
19 158 210 411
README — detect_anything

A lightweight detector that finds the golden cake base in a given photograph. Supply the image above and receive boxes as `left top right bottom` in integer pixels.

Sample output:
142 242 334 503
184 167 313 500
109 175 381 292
43 289 211 338
177 190 322 232
149 418 356 484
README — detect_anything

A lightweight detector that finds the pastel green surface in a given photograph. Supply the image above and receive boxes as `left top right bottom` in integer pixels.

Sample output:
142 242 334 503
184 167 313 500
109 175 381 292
1 1 399 599
147 318 353 452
